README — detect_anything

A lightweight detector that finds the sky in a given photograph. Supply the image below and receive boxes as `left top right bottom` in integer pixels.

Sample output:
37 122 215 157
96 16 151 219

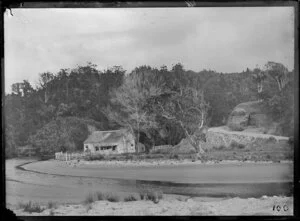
4 7 294 93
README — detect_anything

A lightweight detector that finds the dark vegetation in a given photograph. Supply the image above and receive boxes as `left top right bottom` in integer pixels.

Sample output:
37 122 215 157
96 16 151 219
139 189 163 203
4 62 294 158
229 141 246 149
47 201 57 209
84 192 121 204
17 201 45 213
124 194 139 202
83 190 162 204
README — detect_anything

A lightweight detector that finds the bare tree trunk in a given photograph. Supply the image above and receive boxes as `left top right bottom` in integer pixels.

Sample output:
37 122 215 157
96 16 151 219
179 121 204 154
258 82 263 93
44 88 49 104
136 107 140 153
275 77 282 91
66 79 69 104
200 112 204 128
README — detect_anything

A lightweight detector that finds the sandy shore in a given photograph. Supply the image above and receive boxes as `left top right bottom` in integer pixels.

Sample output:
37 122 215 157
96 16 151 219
10 195 293 216
68 159 293 168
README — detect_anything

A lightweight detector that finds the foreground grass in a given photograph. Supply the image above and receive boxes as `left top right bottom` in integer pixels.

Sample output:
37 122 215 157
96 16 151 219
17 201 45 213
14 196 293 216
139 189 163 203
84 189 163 205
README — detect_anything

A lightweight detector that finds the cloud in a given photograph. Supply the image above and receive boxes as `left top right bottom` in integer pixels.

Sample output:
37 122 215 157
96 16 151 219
4 7 294 92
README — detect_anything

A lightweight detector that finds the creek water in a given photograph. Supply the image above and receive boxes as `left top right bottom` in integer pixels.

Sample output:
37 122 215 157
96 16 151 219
5 159 293 205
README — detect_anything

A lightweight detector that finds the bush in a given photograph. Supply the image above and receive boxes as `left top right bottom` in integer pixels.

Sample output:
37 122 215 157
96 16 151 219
29 117 103 156
237 143 245 149
49 209 55 216
124 194 138 202
84 193 96 204
109 156 117 160
214 145 226 150
139 189 163 203
169 154 179 160
47 201 56 209
84 191 121 203
146 154 165 159
125 154 134 160
86 204 93 212
228 123 244 131
18 201 45 213
84 154 105 161
95 192 106 201
105 193 120 202
267 136 277 143
288 136 294 146
230 140 244 149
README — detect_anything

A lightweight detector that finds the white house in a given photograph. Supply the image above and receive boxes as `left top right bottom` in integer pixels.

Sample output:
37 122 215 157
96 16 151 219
83 129 135 154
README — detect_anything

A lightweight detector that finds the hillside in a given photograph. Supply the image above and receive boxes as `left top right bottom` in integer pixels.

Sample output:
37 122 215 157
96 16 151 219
4 62 294 158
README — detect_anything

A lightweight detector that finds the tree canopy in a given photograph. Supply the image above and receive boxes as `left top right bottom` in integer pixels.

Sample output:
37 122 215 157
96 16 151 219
4 61 294 157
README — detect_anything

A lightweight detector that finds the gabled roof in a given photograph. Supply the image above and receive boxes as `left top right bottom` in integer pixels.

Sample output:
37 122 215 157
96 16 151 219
84 129 131 144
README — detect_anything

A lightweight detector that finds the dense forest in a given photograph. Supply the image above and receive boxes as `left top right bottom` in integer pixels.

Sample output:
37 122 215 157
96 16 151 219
4 61 294 158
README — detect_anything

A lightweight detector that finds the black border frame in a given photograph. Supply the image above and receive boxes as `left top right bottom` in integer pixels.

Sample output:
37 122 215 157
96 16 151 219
1 1 299 220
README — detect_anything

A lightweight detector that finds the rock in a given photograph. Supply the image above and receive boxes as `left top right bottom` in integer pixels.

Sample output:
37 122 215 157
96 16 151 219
227 101 270 132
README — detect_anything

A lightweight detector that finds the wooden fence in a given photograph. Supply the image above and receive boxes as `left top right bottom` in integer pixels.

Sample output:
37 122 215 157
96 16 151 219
55 152 88 161
150 145 173 153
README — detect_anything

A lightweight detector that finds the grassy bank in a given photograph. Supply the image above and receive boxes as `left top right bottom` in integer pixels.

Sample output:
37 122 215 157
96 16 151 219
82 140 293 163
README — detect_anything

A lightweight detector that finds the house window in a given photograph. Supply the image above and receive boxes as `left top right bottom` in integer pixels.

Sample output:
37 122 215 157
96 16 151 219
112 146 117 151
95 146 99 151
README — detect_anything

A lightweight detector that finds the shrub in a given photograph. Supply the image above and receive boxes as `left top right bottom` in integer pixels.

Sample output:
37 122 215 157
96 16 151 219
169 154 179 160
47 201 56 209
18 201 45 213
237 143 245 149
84 154 105 161
288 136 294 146
86 204 93 212
105 193 120 202
267 136 277 143
139 189 163 203
146 154 165 159
85 191 121 202
124 194 138 202
230 140 244 149
109 156 117 160
215 145 226 150
125 154 134 160
84 193 95 204
228 123 244 131
95 192 106 201
139 189 150 200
